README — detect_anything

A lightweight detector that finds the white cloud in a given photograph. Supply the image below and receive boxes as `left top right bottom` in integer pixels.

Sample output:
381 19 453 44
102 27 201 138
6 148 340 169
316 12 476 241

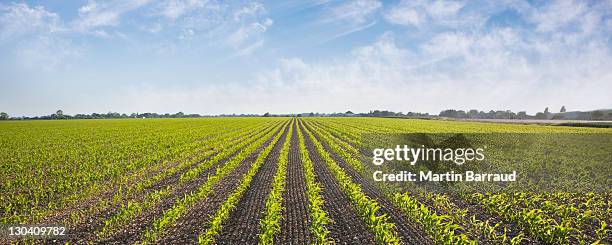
384 0 465 27
523 0 612 48
251 27 612 113
157 0 209 20
15 36 82 71
74 0 152 31
385 6 421 26
2 1 611 115
227 18 272 53
233 2 266 22
227 18 272 45
0 2 81 71
327 0 381 24
0 3 62 40
234 39 264 56
530 0 586 33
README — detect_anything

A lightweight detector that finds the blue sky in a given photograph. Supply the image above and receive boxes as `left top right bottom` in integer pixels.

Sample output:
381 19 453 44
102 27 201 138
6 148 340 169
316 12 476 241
1 0 611 116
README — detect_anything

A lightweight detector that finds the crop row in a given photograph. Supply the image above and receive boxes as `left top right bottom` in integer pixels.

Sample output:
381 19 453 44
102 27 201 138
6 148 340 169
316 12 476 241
139 121 288 243
304 120 477 244
96 122 280 239
311 119 534 243
197 121 289 244
258 119 294 244
2 120 235 223
307 118 611 244
2 119 281 224
82 121 272 224
300 120 401 244
296 121 333 244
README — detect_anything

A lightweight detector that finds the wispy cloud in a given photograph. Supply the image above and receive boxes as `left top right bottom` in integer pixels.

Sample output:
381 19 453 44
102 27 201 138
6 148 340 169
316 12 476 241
0 2 62 40
156 0 209 20
233 2 265 22
74 0 152 31
1 1 611 115
384 0 465 27
16 36 82 71
323 0 381 25
314 20 377 46
530 0 587 33
227 18 272 47
253 1 612 113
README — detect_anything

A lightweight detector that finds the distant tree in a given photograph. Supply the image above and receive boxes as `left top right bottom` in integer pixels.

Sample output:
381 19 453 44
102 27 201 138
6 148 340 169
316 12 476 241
592 110 604 120
439 109 458 118
263 112 270 117
544 107 549 114
517 111 527 119
560 106 566 112
56 110 63 116
535 112 547 119
0 112 8 120
552 114 565 120
468 109 479 118
345 111 354 115
309 112 315 117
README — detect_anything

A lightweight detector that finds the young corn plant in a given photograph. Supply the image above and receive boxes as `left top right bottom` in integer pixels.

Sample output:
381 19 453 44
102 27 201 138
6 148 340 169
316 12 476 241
96 124 277 240
297 125 333 244
301 121 401 245
258 122 293 244
198 123 289 245
138 122 287 244
392 193 475 245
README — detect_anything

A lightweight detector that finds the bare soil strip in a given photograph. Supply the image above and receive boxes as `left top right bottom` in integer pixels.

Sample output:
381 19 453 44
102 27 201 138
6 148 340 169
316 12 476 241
93 123 286 244
214 123 289 244
276 120 313 244
303 121 432 244
155 123 290 244
299 122 376 244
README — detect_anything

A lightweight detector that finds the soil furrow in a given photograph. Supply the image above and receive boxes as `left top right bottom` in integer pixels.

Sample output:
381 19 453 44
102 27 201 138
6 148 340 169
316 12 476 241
155 122 289 244
310 120 528 243
60 128 271 243
276 120 312 244
214 122 290 244
303 121 432 245
40 124 268 232
94 123 286 244
299 121 376 244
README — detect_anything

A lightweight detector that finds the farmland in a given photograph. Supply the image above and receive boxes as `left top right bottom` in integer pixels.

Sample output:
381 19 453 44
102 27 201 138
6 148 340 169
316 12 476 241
0 117 610 244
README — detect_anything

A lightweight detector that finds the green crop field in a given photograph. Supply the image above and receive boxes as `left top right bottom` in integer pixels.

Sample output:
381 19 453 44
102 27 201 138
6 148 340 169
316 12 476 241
0 118 610 244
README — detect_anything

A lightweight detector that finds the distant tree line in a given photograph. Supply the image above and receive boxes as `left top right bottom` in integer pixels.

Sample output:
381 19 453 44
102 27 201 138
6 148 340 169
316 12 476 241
283 110 430 118
439 106 612 121
2 106 611 121
3 110 204 120
439 109 527 119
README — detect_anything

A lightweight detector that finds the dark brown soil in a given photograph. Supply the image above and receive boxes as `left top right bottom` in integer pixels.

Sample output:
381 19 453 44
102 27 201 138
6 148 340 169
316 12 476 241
276 120 313 244
299 122 377 244
39 123 274 234
214 122 290 244
91 123 286 244
307 120 534 244
302 120 433 245
154 122 289 244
